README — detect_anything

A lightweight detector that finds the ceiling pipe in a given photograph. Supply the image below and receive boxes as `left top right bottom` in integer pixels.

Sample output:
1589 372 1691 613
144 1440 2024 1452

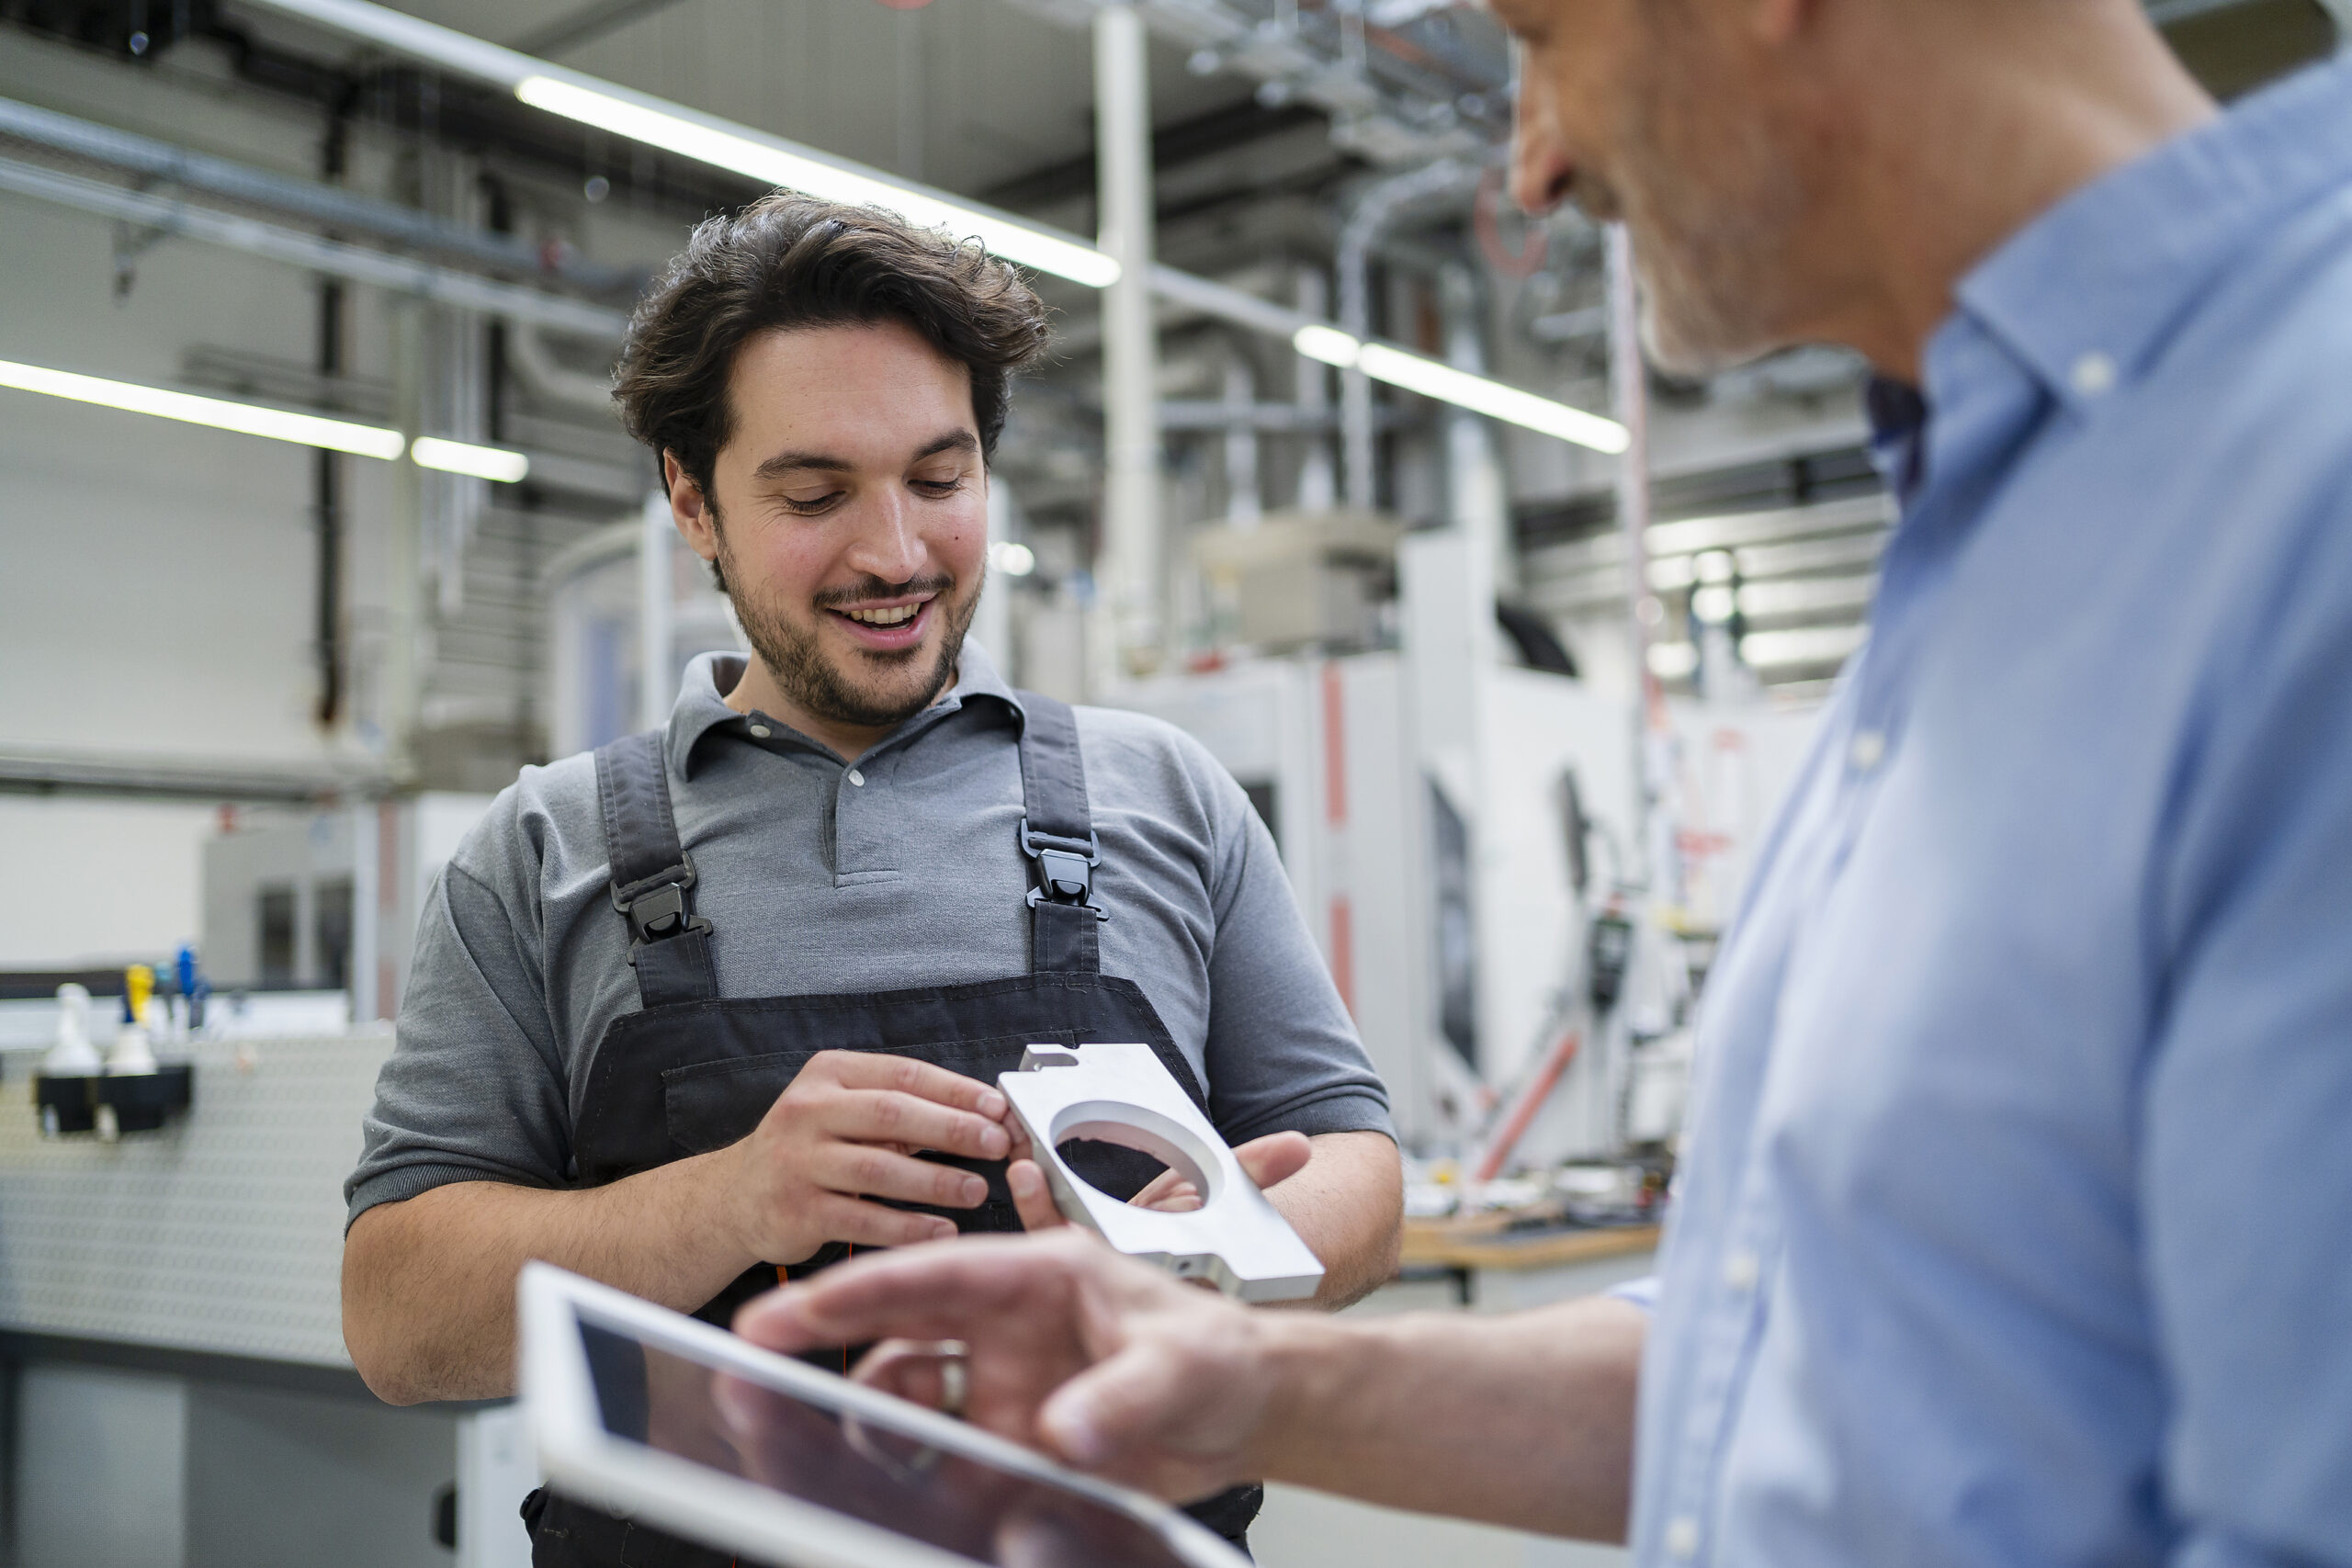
0 95 639 295
1337 158 1476 509
1095 1 1165 673
0 155 631 337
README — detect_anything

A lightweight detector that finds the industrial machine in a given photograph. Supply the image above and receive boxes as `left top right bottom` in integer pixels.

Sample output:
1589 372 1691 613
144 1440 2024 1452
1114 530 1646 1163
198 794 493 1023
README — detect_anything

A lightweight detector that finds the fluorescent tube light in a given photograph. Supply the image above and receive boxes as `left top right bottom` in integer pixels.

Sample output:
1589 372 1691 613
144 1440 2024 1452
1356 343 1630 455
514 79 1119 288
231 1 1121 287
411 435 530 483
1738 624 1867 669
0 358 405 458
1292 323 1363 367
229 0 1623 447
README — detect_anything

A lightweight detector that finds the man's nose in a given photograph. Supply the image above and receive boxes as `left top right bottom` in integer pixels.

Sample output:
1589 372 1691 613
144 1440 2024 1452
847 489 928 585
1510 89 1576 217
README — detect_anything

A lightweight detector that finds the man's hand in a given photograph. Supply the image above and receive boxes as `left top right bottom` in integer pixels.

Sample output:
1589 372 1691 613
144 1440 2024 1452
722 1051 1014 1266
735 1232 1648 1540
1002 1122 1314 1229
736 1230 1286 1503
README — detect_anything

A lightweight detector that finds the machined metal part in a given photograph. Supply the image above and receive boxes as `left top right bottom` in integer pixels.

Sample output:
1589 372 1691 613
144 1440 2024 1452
998 1043 1326 1303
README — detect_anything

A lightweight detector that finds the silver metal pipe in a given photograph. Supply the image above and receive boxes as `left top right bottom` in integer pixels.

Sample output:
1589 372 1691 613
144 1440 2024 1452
0 749 388 804
1337 158 1474 509
1221 356 1261 526
0 95 639 296
1294 265 1337 510
1439 262 1510 592
1095 2 1164 671
0 156 632 338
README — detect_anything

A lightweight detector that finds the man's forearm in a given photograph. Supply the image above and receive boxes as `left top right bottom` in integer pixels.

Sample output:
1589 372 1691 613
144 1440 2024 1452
1251 1293 1645 1538
1264 1130 1404 1308
343 1154 753 1404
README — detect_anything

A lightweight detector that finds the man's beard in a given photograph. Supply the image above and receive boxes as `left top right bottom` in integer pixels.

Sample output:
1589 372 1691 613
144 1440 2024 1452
1603 42 1812 378
713 520 982 730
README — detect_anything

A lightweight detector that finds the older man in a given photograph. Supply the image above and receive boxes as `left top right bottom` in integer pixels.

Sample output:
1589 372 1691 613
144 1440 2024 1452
741 1 2352 1563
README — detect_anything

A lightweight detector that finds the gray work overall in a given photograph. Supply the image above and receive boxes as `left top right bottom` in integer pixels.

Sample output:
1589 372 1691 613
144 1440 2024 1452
523 694 1265 1565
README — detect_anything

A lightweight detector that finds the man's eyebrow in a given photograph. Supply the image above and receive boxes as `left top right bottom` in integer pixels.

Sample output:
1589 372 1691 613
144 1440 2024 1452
910 430 979 463
750 429 977 481
752 449 852 480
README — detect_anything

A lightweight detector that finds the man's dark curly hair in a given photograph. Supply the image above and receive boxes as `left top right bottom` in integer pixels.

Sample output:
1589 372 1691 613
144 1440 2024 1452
614 192 1051 504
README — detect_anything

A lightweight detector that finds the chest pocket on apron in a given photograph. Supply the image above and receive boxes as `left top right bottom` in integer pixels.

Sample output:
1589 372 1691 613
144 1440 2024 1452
526 694 1266 1567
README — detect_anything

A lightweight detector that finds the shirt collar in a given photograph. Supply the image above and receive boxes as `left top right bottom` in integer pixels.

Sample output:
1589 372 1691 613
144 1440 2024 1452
663 637 1026 780
1954 54 2352 417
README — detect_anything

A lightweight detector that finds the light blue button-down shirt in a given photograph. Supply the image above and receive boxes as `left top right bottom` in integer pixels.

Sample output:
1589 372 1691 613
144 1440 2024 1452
1630 59 2352 1568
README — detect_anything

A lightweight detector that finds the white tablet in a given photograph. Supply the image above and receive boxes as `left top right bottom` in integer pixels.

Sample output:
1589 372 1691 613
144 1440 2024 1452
517 1262 1250 1568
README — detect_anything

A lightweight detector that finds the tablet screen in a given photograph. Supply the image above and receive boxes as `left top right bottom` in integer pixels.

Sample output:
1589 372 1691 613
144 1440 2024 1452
577 1319 1197 1568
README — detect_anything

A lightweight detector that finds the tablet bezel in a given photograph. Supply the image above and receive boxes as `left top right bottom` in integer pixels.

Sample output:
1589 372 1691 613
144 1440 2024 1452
516 1261 1250 1568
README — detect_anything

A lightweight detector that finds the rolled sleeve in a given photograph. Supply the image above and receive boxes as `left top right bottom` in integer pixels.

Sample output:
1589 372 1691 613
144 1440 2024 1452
344 855 574 1225
1190 743 1395 1145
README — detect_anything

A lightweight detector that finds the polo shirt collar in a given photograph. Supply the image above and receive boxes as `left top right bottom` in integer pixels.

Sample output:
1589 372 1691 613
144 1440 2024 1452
663 638 1027 780
1954 54 2352 418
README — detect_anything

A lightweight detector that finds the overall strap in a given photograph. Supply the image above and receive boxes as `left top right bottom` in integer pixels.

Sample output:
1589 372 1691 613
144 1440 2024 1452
593 730 719 1009
1014 693 1104 975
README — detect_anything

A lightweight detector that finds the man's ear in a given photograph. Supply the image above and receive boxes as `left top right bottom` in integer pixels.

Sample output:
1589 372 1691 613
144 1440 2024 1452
664 452 719 562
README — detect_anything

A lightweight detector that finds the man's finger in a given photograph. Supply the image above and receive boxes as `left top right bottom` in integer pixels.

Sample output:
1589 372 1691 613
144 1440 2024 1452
814 1144 994 1211
737 1232 1094 1351
1235 1131 1314 1191
1130 1168 1203 1212
825 1089 1012 1162
807 1192 962 1251
1037 1340 1194 1472
1007 1158 1068 1231
811 1052 1010 1120
851 1338 962 1411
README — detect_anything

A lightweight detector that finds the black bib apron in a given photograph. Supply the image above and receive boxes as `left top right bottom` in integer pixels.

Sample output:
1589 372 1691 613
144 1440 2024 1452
524 694 1264 1565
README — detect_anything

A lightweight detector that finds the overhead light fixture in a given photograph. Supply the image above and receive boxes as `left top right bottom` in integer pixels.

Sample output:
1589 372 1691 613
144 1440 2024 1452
412 435 530 484
513 79 1118 288
0 357 530 479
0 357 405 459
222 0 1117 288
232 0 1623 450
1292 323 1363 367
1356 343 1631 455
1293 324 1625 453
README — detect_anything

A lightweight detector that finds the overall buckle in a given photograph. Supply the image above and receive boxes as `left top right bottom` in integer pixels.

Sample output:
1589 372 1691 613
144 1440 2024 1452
1019 819 1108 920
611 857 713 953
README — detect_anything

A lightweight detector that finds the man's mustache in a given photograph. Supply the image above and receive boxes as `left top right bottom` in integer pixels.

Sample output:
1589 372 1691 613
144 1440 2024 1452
811 573 956 610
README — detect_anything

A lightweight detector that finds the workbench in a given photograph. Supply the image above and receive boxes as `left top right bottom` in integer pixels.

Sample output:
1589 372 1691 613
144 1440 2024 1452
0 1034 533 1568
1396 1214 1660 1308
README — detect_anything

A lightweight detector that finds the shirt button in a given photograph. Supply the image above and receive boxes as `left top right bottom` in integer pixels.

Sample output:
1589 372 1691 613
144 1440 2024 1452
1665 1515 1701 1559
2070 350 2117 398
1849 729 1885 772
749 725 772 739
846 769 865 786
1723 1249 1759 1292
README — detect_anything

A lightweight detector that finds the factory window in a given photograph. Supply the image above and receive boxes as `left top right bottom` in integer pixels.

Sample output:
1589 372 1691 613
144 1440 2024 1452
315 878 354 993
257 886 297 990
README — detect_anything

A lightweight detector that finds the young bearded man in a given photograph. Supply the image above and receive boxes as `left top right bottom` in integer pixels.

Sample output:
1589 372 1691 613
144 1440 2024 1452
339 196 1403 1563
740 3 2352 1565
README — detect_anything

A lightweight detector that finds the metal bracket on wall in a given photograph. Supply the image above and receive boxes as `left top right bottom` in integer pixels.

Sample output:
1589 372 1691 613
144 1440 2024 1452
998 1043 1326 1303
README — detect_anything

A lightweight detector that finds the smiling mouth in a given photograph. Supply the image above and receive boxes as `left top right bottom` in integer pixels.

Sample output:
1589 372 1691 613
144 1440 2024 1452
841 604 922 627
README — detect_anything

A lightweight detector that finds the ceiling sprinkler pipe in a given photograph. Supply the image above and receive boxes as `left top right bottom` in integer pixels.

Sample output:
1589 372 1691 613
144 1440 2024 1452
1337 158 1475 510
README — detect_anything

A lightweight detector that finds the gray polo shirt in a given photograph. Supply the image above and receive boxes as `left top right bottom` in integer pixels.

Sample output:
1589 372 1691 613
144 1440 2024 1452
346 643 1393 1222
